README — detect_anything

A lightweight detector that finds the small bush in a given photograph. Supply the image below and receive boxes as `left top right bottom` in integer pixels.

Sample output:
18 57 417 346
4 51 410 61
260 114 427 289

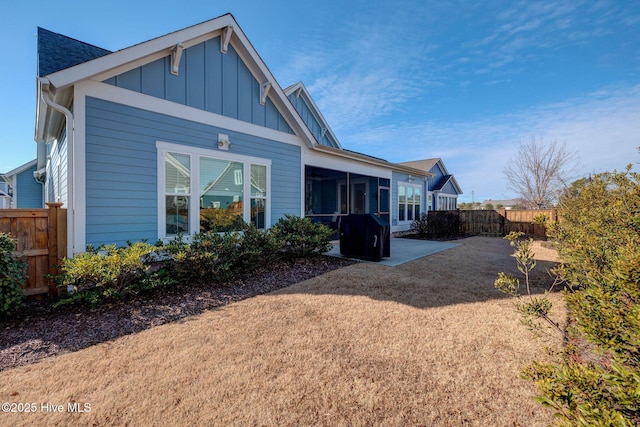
272 215 333 258
236 223 283 270
172 230 243 284
410 213 429 237
413 211 461 239
56 242 157 306
0 233 26 318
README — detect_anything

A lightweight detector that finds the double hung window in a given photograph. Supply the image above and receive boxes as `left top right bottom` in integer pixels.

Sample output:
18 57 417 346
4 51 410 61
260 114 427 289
398 183 422 223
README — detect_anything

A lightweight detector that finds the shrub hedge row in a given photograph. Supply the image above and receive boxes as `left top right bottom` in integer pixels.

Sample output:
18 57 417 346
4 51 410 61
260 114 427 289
55 215 333 307
2 215 333 311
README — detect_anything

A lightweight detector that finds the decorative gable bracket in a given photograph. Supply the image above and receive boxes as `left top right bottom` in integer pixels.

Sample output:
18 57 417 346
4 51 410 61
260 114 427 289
260 81 272 105
220 26 234 54
171 43 185 76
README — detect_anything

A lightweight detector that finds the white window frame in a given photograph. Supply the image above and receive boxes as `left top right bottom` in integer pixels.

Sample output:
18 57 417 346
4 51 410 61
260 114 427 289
437 194 457 211
157 141 271 241
398 181 422 224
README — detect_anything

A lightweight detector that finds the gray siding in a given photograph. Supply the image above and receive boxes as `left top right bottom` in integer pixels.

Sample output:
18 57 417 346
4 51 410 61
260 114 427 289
105 38 293 134
15 165 42 208
85 96 301 247
288 93 339 148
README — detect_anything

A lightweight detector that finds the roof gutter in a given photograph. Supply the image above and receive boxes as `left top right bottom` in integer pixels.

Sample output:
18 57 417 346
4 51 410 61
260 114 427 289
38 77 75 255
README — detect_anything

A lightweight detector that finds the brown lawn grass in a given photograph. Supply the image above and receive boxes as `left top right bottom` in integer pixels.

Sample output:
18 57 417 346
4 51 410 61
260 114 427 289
0 236 564 426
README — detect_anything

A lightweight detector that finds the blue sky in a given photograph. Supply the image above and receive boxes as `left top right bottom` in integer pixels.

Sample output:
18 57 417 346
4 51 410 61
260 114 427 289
1 0 638 202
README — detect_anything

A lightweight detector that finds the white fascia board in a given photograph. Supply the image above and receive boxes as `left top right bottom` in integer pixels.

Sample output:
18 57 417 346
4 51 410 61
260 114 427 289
448 175 463 195
284 82 343 150
82 81 306 147
436 159 449 176
45 15 236 90
311 145 432 178
228 30 318 149
304 149 392 179
4 159 38 177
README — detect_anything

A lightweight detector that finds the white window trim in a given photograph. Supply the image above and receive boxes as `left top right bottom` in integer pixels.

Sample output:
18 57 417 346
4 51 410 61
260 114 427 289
397 181 423 224
157 141 271 241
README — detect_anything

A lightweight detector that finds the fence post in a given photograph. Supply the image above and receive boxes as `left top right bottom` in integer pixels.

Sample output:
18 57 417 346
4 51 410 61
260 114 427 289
46 202 64 297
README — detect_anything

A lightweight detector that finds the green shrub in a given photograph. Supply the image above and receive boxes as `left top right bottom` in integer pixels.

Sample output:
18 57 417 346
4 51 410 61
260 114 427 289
272 215 332 258
0 233 26 318
525 166 640 425
236 223 283 270
173 223 284 284
172 230 243 284
56 242 157 306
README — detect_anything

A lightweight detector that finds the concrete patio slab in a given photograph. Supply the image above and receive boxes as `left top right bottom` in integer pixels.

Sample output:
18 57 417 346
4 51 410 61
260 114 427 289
326 237 461 267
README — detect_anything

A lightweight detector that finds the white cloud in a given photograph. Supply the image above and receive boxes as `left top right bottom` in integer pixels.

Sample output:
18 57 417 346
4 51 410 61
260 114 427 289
340 83 640 201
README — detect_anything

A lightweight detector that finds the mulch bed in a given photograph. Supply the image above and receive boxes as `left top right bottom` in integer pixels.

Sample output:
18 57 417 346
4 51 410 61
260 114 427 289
0 256 355 372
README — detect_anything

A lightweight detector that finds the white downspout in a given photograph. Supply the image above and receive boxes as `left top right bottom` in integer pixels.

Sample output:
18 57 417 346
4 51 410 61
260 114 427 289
38 77 75 256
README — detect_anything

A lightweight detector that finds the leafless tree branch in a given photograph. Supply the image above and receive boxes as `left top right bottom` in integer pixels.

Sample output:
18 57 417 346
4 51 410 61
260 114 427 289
504 137 579 209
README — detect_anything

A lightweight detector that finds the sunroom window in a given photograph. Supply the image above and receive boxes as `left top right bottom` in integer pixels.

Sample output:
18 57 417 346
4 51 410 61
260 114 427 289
158 142 270 239
398 183 422 223
200 158 244 232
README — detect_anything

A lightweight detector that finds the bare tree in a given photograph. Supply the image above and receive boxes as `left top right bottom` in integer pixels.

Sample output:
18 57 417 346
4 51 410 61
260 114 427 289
504 138 578 209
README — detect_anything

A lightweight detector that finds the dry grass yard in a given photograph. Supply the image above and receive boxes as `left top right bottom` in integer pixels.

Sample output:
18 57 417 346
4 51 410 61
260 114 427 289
0 236 564 426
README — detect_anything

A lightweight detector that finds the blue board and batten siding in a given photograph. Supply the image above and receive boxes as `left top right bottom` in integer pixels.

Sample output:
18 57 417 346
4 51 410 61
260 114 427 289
84 96 301 247
440 180 457 195
14 164 42 208
104 38 292 134
288 93 339 148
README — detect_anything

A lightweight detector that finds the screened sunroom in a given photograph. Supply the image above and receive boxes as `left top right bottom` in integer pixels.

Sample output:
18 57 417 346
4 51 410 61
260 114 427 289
304 165 390 235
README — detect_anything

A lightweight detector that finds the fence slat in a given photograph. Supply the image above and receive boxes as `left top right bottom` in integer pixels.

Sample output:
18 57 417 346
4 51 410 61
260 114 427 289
427 209 556 238
0 205 66 298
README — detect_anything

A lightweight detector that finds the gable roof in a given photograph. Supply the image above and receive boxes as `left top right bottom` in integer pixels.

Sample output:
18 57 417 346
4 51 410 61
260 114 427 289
36 14 319 149
399 158 462 194
284 82 343 149
38 27 112 77
3 159 38 178
34 15 436 178
399 158 445 175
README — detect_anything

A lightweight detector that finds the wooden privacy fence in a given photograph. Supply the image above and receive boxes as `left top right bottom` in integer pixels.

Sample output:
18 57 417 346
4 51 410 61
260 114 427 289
0 203 66 297
430 209 557 238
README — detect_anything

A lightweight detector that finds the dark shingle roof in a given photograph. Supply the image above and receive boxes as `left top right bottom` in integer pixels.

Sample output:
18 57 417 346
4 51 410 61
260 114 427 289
432 174 453 191
37 27 112 77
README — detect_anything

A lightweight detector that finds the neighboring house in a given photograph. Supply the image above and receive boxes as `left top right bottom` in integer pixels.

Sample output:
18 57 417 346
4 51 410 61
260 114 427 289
398 158 462 211
480 199 523 210
0 181 11 208
1 159 43 208
34 13 433 256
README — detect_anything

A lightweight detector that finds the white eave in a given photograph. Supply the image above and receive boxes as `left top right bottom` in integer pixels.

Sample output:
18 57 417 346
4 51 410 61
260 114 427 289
37 14 318 149
312 145 433 178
